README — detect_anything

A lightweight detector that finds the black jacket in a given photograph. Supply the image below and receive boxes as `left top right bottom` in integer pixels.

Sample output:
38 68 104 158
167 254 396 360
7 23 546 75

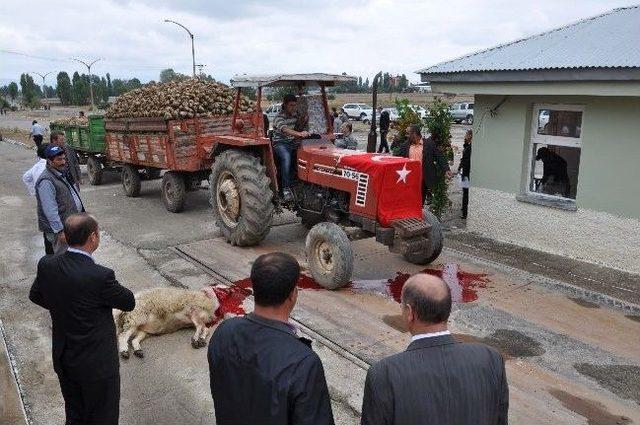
208 313 334 425
459 142 472 178
379 111 390 131
361 334 509 425
29 251 135 381
398 136 450 190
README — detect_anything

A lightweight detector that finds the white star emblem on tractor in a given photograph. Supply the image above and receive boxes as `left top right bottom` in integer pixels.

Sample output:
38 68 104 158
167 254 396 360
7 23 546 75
396 164 411 184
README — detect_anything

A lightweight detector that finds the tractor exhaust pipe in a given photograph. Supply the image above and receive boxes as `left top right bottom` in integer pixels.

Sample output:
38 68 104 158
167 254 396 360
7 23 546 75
367 71 382 153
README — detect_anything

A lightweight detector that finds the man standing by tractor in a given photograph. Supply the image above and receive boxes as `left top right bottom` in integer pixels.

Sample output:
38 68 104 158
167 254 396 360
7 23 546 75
50 130 82 191
399 124 452 205
272 94 310 203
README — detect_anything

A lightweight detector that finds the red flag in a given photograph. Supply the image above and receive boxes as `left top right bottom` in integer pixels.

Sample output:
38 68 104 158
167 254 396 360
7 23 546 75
339 153 423 226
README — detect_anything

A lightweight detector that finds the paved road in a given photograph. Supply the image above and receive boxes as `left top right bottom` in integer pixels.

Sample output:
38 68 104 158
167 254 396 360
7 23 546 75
1 141 638 424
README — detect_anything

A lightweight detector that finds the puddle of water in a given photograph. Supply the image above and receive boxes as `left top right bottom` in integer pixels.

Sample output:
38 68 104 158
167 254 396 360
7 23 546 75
549 388 631 425
351 263 490 304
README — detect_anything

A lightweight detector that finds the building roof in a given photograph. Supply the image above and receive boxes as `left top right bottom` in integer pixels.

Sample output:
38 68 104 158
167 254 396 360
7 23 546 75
231 73 356 88
417 6 640 75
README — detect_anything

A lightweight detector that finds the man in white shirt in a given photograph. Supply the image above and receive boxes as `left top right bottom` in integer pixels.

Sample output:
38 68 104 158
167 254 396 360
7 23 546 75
23 144 49 196
30 120 46 147
361 273 509 425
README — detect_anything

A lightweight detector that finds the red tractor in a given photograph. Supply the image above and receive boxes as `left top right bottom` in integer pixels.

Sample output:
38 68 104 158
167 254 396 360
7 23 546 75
209 74 443 289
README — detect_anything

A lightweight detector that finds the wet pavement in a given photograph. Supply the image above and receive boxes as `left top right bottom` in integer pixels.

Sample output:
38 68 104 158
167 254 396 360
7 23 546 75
1 139 640 424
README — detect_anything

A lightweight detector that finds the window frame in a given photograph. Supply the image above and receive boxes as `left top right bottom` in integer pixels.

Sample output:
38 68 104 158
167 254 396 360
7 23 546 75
525 103 584 202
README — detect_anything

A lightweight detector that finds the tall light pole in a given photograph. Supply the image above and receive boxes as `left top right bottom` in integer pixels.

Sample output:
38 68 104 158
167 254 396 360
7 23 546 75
164 19 196 77
31 71 53 111
72 57 102 109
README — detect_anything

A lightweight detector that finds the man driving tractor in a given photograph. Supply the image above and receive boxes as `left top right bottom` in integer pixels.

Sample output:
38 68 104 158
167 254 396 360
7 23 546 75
272 94 310 203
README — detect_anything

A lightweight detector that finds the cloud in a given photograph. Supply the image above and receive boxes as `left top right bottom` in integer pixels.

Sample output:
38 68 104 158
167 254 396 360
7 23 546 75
0 0 633 86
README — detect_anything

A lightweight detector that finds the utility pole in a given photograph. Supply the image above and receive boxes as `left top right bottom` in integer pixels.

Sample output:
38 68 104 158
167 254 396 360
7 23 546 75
72 58 102 109
164 19 196 77
31 71 53 112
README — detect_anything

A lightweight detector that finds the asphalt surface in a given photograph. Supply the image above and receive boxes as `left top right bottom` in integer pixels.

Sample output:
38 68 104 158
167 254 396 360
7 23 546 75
1 140 639 424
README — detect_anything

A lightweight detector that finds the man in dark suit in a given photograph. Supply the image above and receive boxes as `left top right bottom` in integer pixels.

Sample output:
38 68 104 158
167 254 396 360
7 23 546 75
398 124 452 204
208 252 334 425
361 273 509 425
29 213 135 425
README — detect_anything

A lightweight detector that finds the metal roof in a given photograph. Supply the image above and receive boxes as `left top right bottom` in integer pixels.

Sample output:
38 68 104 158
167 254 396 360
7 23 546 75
417 6 640 75
230 73 357 88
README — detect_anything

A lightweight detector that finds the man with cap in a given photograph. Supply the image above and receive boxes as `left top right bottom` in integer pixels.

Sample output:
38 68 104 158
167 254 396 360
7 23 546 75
35 145 85 254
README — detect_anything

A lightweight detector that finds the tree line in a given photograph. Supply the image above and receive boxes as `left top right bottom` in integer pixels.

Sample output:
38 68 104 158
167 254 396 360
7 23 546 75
0 69 412 108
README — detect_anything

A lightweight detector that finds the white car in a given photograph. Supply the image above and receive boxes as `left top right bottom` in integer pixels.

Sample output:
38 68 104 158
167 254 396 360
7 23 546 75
449 102 474 125
264 103 282 123
410 105 428 120
342 103 373 121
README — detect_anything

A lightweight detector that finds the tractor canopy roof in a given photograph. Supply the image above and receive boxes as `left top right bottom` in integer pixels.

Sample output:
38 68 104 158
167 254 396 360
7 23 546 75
230 73 357 88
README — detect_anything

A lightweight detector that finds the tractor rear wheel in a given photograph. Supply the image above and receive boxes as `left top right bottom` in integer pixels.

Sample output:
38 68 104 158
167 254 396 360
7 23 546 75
210 150 274 246
305 222 354 290
87 155 103 185
403 208 443 265
122 164 141 197
162 171 186 213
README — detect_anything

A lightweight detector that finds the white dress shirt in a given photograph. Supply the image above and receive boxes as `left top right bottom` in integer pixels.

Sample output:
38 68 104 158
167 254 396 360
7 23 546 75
22 159 47 196
67 247 94 261
410 330 451 342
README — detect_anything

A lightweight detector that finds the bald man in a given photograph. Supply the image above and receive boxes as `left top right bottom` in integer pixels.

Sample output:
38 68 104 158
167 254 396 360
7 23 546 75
30 213 135 425
361 274 509 425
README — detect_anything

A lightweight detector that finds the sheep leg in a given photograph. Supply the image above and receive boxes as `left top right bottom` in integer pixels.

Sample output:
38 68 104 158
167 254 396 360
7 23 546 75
118 327 136 359
131 331 148 358
191 324 205 349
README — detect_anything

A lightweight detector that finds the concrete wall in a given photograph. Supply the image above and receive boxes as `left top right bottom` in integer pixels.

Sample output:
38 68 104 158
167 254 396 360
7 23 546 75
469 95 640 274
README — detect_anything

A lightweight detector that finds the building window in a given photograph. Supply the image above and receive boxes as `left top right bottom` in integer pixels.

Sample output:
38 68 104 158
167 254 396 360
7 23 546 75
528 105 583 200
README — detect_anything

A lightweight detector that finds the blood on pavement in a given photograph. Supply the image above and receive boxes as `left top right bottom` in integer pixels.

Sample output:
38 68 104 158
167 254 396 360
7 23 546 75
357 264 490 303
213 274 325 316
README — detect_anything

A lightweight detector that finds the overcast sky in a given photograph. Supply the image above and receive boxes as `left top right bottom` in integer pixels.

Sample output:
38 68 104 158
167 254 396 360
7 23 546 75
0 0 635 86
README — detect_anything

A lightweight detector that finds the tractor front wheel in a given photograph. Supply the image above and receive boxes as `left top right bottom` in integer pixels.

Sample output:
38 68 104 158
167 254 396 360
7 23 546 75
210 150 274 246
305 222 354 290
122 164 141 197
403 208 443 265
87 155 103 185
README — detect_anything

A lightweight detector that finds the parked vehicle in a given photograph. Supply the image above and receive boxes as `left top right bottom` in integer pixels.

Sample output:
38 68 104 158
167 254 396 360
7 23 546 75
449 102 474 124
264 103 281 124
342 103 373 120
215 74 444 289
381 107 400 122
410 105 428 120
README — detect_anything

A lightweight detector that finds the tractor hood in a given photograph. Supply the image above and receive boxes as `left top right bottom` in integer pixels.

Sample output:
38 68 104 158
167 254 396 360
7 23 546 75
337 152 423 226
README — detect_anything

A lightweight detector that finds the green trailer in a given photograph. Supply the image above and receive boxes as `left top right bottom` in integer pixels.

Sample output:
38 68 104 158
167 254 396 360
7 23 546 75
50 115 114 185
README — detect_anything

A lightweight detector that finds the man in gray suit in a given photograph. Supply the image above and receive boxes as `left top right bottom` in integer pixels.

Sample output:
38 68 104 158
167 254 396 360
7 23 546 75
361 274 509 425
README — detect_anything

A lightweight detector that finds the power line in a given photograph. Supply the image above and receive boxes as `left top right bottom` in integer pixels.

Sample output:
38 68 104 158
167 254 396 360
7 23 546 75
0 49 70 63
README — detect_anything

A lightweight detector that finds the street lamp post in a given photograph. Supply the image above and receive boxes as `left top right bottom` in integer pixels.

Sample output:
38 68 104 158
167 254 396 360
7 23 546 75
164 19 196 77
31 71 53 112
72 58 102 109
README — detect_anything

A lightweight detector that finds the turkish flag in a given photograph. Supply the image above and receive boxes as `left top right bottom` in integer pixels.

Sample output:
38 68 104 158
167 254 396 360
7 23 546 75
339 153 423 226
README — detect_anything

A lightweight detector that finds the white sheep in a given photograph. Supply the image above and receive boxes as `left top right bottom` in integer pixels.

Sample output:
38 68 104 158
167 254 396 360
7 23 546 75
113 286 223 359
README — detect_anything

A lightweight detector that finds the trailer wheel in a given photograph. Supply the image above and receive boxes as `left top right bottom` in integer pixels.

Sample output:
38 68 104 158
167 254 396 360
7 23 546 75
305 222 354 290
403 208 443 265
122 164 141 197
86 155 103 185
210 150 274 246
162 171 186 213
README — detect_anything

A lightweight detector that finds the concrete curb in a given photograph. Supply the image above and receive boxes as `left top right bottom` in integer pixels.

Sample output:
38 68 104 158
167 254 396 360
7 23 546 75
0 319 30 425
443 247 640 315
0 138 33 150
